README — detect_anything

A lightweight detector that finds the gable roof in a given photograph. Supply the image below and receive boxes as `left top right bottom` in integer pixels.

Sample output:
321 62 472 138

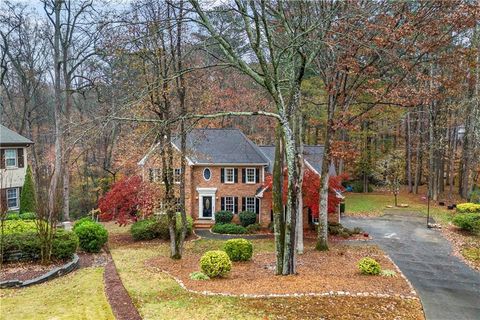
0 125 33 146
258 145 325 175
171 128 269 165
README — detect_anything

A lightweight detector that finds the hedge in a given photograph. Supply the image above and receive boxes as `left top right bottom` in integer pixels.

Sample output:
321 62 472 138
452 213 480 234
73 221 108 253
214 211 234 224
211 223 247 234
239 211 256 227
456 203 480 214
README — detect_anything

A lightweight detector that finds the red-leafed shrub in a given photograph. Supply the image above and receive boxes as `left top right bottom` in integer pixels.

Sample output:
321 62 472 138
263 169 347 218
98 176 156 224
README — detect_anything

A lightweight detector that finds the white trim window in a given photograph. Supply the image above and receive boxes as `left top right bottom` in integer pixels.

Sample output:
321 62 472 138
245 168 256 184
224 196 235 213
5 149 17 168
174 168 181 184
149 168 162 182
203 168 211 181
7 188 19 210
245 197 256 212
225 168 234 183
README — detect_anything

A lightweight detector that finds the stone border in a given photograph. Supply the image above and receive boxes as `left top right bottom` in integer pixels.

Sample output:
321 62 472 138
151 266 419 301
0 254 79 289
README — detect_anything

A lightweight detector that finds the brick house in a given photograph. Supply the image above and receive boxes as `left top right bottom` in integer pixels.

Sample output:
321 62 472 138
0 125 33 212
138 128 339 229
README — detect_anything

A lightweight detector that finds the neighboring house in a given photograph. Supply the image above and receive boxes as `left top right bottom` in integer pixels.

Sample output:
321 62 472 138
138 128 339 228
0 125 33 212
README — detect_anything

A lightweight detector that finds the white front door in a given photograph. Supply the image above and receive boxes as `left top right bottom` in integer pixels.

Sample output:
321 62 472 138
197 188 217 220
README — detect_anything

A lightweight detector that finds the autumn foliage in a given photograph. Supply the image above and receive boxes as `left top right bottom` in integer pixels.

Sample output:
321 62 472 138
98 175 156 224
263 169 347 218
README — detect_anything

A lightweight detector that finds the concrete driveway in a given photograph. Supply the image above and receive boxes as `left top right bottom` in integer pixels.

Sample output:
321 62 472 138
343 212 480 320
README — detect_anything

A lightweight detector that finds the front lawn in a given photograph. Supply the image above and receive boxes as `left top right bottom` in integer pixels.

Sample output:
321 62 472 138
0 267 114 320
108 224 424 319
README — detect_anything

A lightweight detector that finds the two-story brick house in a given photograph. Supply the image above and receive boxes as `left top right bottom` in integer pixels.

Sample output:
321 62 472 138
0 125 33 212
138 128 338 229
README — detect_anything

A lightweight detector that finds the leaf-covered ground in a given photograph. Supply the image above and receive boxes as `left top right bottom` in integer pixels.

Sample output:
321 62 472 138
0 267 114 320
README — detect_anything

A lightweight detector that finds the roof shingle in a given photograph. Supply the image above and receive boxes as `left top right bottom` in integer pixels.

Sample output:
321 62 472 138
0 125 33 146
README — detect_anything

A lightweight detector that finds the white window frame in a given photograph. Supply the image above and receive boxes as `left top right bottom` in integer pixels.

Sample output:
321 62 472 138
224 196 235 213
174 168 181 184
245 168 256 184
203 167 211 181
224 167 234 184
245 197 256 212
5 149 17 168
7 188 19 210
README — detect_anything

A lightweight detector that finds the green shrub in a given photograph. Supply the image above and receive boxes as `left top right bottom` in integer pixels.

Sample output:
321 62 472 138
20 165 37 214
211 223 247 234
189 271 210 280
214 211 234 224
5 212 20 220
351 181 373 193
456 203 480 214
74 221 108 253
73 217 94 231
246 223 261 234
452 213 480 234
51 230 79 259
131 219 158 241
224 239 253 261
2 220 37 235
239 211 256 227
380 269 397 277
175 214 194 238
200 250 232 278
468 188 480 204
19 212 36 220
358 257 381 275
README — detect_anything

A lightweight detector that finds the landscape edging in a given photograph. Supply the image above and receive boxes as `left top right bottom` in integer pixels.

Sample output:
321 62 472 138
0 254 79 289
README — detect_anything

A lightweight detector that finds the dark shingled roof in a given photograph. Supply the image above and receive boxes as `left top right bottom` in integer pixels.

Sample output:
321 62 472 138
172 128 269 164
258 145 325 174
0 125 33 146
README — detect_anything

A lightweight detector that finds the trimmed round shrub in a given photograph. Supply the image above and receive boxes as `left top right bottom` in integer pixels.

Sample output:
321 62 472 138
358 257 381 275
214 211 234 224
456 203 480 214
52 230 79 260
73 217 94 231
74 221 108 253
452 213 480 234
211 223 247 234
224 239 253 261
131 219 158 241
2 220 37 235
189 271 210 280
200 250 232 278
239 211 256 227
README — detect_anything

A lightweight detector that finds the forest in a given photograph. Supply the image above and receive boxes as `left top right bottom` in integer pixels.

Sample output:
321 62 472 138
1 0 479 275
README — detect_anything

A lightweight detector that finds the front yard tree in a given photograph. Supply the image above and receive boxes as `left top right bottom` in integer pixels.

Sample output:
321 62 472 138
189 0 321 275
20 165 37 214
375 151 405 207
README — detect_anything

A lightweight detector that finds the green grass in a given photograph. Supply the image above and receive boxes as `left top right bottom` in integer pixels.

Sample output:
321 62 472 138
0 267 114 320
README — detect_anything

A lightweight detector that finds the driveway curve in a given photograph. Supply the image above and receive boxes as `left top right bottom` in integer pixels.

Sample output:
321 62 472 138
343 211 480 320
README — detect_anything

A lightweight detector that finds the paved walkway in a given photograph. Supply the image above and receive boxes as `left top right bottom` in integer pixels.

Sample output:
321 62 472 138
343 211 480 320
194 229 272 240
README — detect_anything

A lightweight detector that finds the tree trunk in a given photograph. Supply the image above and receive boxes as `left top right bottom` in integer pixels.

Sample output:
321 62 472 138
273 125 285 275
406 112 413 192
295 112 305 255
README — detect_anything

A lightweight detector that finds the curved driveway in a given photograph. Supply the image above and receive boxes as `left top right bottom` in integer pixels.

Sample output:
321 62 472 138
343 212 480 320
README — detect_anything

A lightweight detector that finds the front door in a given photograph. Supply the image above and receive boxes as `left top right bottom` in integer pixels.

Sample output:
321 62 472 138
202 196 213 218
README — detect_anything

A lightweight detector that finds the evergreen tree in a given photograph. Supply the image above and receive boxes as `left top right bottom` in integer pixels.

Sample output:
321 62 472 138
20 165 37 214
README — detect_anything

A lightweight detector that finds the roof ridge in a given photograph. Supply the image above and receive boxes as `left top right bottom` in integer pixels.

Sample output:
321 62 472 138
236 130 271 164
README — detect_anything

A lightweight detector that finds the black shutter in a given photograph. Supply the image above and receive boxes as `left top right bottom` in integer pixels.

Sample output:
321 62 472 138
242 197 246 212
0 189 6 213
234 197 238 214
242 168 246 183
255 198 260 214
0 149 4 169
221 197 225 211
17 148 24 168
148 168 154 182
255 168 260 183
220 168 225 183
234 168 238 183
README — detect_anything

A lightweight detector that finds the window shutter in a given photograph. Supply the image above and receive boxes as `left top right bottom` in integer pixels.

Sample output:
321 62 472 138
255 168 260 183
242 168 246 183
0 149 4 169
255 198 260 214
0 189 6 213
220 168 225 183
242 197 246 212
221 197 225 211
234 197 238 214
234 168 238 183
148 168 154 182
17 148 24 168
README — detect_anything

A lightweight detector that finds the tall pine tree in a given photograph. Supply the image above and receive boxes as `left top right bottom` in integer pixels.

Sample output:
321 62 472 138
20 165 37 214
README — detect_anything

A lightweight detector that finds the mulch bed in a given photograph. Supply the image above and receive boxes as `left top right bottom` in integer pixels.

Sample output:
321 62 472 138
440 225 480 271
0 260 65 282
145 244 412 296
103 258 142 320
